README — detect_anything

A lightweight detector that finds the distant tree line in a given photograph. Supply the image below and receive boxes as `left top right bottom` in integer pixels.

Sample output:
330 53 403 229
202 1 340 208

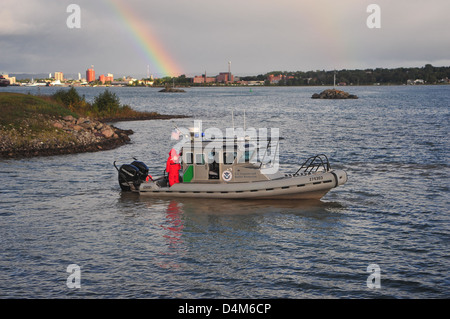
153 75 190 86
241 64 450 86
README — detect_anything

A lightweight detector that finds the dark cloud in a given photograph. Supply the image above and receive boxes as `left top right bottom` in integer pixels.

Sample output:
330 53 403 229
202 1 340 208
1 0 449 77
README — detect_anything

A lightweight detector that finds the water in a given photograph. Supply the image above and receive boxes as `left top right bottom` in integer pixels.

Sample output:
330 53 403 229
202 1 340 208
0 85 449 298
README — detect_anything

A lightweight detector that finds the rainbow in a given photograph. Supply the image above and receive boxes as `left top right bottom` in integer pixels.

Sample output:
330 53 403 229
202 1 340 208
105 0 182 77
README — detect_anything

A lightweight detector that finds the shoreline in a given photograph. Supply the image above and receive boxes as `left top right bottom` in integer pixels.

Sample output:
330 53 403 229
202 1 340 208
101 113 189 123
0 114 189 160
0 91 190 160
0 126 133 159
4 83 450 90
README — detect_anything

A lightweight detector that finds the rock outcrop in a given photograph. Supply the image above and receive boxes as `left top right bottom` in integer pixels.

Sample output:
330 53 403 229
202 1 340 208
312 89 358 99
52 116 132 143
158 87 186 93
0 115 133 158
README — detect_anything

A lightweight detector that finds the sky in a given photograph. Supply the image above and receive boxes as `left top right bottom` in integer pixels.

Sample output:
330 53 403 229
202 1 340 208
1 0 449 78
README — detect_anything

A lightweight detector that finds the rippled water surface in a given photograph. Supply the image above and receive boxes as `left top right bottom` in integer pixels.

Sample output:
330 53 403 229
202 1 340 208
0 85 449 298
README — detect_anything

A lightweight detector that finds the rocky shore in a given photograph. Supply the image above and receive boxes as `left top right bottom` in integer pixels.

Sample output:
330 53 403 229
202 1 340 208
312 89 358 99
0 115 133 159
0 91 192 159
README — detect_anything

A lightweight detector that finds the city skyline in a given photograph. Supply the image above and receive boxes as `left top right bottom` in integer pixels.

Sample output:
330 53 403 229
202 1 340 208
1 1 449 78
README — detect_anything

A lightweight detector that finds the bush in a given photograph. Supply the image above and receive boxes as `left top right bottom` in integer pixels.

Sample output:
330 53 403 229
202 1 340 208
49 87 160 120
92 90 121 114
52 87 84 109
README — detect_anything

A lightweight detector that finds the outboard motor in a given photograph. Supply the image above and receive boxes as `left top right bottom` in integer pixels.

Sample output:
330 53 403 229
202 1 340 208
114 160 150 191
130 160 149 178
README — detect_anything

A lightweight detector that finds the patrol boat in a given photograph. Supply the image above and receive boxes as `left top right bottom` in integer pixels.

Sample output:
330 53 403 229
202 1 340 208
115 129 347 200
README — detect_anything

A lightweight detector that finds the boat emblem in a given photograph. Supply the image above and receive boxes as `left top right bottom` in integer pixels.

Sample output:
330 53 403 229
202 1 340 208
222 170 232 182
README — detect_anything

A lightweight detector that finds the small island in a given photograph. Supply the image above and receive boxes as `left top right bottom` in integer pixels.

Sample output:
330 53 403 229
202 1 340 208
0 88 188 159
158 86 186 93
312 89 358 99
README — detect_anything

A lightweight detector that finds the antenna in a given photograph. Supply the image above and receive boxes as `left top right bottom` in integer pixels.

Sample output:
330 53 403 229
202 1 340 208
333 69 336 89
232 110 235 131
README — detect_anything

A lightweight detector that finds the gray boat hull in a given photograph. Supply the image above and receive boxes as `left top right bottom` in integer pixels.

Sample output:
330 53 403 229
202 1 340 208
137 170 347 200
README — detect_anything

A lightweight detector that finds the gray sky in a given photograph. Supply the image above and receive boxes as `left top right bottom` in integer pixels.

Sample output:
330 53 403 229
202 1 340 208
1 0 449 78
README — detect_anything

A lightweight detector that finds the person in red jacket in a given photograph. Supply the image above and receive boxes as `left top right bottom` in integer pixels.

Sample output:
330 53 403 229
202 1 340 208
166 148 181 186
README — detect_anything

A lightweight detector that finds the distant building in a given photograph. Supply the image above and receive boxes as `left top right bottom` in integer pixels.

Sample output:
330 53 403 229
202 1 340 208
86 68 95 82
120 76 137 85
267 74 285 84
407 79 425 85
246 80 265 86
216 72 234 83
1 74 16 85
141 79 154 86
97 74 113 84
192 73 216 84
192 68 236 84
105 73 114 83
193 76 204 84
54 72 64 81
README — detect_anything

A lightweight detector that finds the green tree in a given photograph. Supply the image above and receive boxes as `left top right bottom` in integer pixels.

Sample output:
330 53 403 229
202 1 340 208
92 90 121 114
52 87 84 108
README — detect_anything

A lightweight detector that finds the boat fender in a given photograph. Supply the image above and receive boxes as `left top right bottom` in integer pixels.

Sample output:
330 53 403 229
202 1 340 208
146 174 153 182
331 171 339 188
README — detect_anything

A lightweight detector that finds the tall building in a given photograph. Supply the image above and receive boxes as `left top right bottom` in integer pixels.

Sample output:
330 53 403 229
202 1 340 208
54 72 64 81
86 67 95 82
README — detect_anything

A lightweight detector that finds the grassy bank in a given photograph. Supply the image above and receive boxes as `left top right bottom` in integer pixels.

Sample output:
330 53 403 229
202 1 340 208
0 93 80 152
0 92 77 128
51 87 170 120
0 89 185 158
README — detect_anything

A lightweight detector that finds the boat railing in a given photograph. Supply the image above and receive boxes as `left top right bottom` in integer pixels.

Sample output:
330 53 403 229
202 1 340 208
293 154 331 175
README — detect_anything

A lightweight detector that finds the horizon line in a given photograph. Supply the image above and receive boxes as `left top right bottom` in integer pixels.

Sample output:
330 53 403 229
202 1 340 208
4 63 449 79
